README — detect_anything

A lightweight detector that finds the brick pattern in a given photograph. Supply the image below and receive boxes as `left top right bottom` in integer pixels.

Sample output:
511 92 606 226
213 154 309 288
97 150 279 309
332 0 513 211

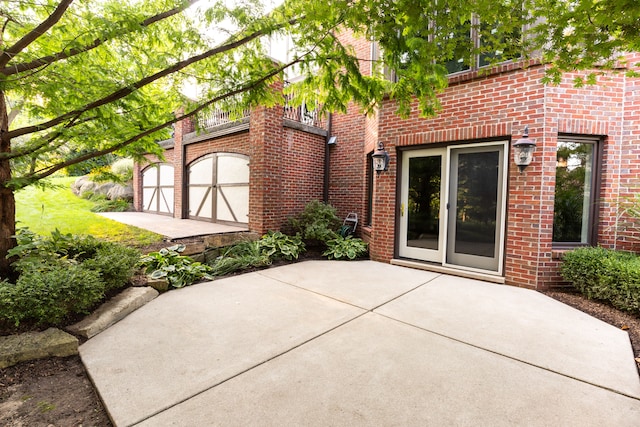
327 30 375 233
370 62 636 289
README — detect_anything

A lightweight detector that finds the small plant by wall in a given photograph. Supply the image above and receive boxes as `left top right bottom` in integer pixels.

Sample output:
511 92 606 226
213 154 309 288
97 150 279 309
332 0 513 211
323 235 368 260
289 200 341 245
561 247 640 313
138 245 214 289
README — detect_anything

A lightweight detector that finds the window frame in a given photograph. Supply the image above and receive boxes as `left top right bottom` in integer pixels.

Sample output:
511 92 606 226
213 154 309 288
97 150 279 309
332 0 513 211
552 135 603 249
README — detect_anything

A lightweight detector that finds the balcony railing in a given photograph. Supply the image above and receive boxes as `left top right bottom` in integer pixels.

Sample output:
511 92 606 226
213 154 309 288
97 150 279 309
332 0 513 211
283 103 327 129
197 108 250 130
195 100 326 133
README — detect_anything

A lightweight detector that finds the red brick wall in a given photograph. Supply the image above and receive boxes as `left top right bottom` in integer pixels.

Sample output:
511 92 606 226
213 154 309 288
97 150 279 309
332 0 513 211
615 53 640 252
370 61 635 289
328 29 375 232
280 127 325 230
184 132 251 165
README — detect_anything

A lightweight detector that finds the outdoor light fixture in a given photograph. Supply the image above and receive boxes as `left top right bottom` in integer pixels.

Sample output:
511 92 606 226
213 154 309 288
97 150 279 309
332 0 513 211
512 126 537 173
372 142 390 175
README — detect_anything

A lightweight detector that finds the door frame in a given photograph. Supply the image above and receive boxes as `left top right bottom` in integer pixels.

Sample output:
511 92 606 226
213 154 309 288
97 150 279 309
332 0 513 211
397 141 508 276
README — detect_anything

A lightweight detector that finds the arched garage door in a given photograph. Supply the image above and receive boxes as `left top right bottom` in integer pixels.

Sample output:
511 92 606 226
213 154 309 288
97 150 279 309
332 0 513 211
142 163 174 214
188 153 249 225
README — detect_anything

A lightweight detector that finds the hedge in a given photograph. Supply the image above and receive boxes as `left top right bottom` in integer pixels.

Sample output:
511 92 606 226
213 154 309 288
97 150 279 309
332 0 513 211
560 247 640 313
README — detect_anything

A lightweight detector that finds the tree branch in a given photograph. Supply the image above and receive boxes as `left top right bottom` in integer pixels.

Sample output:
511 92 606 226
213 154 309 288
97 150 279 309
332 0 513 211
1 115 97 161
1 0 200 76
21 56 302 186
0 0 75 68
7 17 297 140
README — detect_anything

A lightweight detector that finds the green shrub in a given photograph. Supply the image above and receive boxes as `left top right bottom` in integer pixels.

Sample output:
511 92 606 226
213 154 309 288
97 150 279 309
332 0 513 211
561 247 640 313
209 240 271 276
138 245 214 288
0 262 105 326
258 231 305 260
89 157 134 184
10 229 105 271
2 229 140 326
323 235 368 260
83 244 140 291
289 200 341 244
90 198 131 212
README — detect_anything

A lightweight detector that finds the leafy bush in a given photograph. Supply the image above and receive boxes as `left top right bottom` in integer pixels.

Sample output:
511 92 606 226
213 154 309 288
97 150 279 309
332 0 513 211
64 150 115 176
138 244 214 288
0 262 105 326
258 231 305 260
561 247 640 313
0 229 141 326
83 244 141 291
323 235 368 260
289 200 341 244
90 197 131 212
209 240 271 276
89 157 133 184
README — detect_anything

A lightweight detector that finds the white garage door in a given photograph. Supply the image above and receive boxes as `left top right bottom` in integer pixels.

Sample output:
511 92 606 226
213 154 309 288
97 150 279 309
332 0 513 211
142 163 174 214
188 153 249 225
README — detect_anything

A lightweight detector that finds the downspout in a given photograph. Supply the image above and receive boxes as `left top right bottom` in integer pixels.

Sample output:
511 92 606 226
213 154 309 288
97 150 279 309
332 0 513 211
323 113 333 203
181 139 188 219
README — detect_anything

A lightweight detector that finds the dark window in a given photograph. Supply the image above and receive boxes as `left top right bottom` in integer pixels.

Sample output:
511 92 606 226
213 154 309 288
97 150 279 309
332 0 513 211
553 137 600 246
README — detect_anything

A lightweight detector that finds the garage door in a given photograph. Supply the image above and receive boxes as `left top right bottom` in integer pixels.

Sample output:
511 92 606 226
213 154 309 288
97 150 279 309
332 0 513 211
142 163 174 214
188 153 249 225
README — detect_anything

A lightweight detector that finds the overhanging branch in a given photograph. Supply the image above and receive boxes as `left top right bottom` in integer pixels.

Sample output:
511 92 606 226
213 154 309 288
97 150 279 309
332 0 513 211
7 16 298 140
1 0 200 76
0 0 75 68
21 56 302 186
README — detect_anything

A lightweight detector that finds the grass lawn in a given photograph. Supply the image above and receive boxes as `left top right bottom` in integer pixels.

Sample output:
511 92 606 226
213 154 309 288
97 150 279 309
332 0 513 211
15 176 164 247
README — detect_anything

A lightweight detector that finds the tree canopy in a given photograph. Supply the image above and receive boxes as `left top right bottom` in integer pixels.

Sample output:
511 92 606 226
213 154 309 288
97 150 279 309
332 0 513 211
0 0 638 273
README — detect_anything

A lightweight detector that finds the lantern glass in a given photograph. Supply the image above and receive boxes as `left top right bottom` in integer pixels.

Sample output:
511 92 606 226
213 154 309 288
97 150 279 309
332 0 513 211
373 156 386 172
372 142 390 174
514 144 535 167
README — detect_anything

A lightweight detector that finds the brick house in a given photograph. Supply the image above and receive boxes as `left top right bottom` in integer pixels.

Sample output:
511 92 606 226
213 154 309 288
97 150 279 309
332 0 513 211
134 31 640 289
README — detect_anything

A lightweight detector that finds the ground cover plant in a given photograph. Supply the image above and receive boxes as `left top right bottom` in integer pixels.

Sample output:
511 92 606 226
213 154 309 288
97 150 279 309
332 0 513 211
561 247 640 313
323 235 369 260
15 176 162 247
138 244 214 289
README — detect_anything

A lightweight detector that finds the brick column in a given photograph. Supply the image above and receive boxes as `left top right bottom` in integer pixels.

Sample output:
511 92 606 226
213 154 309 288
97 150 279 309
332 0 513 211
249 83 285 233
172 111 194 218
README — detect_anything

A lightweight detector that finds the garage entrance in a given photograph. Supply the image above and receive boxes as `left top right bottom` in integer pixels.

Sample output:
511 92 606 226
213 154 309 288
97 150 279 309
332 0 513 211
142 163 174 215
187 153 249 225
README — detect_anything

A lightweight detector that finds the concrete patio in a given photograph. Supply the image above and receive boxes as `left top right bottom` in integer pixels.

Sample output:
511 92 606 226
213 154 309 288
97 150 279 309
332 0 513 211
98 212 247 239
80 261 640 426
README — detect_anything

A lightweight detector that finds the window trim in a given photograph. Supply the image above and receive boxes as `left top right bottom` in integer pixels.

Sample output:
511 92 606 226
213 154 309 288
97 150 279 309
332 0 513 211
552 135 603 249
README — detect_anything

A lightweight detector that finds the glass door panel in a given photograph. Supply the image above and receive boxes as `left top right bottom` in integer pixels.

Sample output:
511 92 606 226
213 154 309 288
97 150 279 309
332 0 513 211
446 145 504 272
399 149 445 261
407 156 442 250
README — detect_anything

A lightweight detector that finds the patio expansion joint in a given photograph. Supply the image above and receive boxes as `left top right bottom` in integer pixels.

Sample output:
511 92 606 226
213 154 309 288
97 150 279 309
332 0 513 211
254 270 443 312
374 313 640 403
128 274 444 426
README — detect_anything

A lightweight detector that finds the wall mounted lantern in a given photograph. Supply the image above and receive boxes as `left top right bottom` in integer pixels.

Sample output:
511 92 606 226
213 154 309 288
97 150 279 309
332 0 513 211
512 126 537 173
372 142 390 175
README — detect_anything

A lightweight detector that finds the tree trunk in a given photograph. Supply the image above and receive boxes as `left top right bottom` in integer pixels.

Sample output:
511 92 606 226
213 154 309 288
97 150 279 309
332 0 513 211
0 91 16 279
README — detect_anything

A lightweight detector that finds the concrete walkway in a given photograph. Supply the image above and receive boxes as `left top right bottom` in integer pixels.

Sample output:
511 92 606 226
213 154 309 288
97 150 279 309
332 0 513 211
98 212 247 239
80 261 640 426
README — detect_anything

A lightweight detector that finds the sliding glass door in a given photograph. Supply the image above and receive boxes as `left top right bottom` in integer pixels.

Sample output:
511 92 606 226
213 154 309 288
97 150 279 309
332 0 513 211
399 142 507 274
